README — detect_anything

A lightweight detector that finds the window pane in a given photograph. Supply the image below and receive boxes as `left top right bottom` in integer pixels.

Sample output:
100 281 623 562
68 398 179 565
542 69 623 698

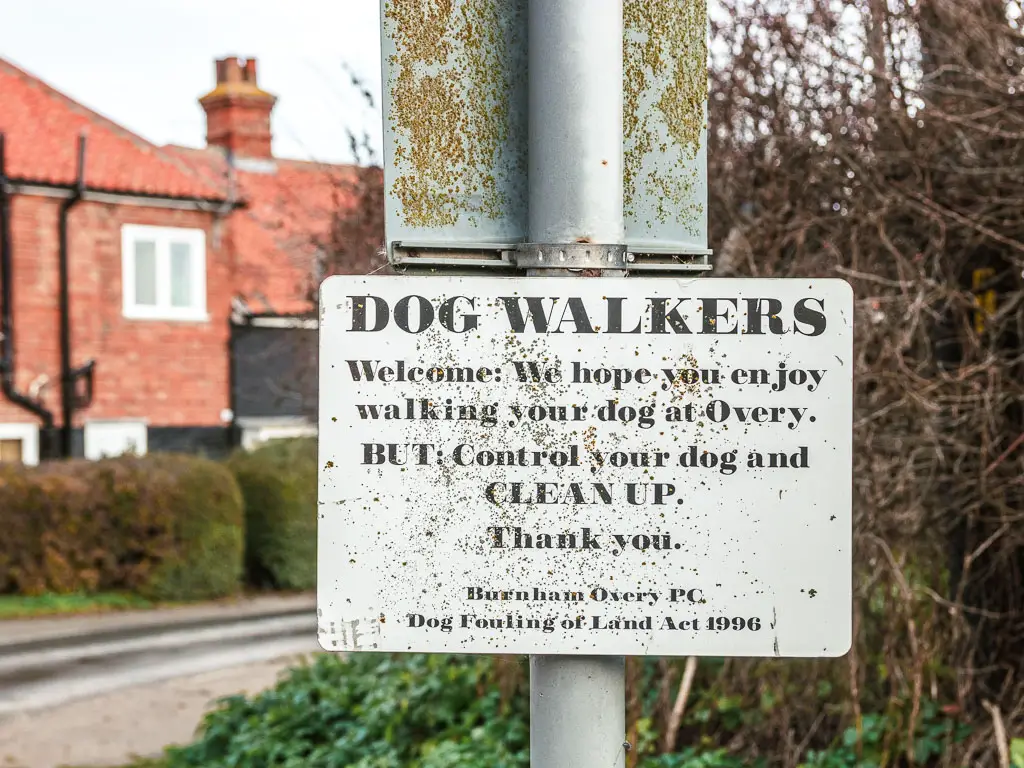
134 240 157 306
0 439 22 463
170 242 192 308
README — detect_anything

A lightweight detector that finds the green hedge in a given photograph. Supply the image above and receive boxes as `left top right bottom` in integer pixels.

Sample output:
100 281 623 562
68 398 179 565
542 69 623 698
0 454 244 601
227 438 317 591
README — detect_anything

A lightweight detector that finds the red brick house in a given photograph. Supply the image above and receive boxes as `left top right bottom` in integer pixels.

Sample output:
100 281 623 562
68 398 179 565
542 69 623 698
0 55 361 463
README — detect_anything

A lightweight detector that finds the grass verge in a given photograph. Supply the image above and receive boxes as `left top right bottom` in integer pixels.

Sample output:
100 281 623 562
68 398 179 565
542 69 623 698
64 759 166 768
0 588 312 620
0 592 156 619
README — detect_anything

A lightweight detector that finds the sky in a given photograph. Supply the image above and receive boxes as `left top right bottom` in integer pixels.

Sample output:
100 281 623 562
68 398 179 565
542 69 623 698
0 0 384 164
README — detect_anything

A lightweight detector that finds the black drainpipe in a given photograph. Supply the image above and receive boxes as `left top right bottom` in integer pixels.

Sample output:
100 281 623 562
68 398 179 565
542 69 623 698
57 135 87 458
224 148 240 451
0 132 57 453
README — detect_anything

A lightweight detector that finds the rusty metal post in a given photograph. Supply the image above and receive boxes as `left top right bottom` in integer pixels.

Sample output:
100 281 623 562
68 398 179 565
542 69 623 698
526 1 627 766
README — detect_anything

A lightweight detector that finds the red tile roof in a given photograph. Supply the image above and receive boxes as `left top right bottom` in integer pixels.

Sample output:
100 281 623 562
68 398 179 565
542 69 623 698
0 58 226 200
0 56 367 314
170 146 358 314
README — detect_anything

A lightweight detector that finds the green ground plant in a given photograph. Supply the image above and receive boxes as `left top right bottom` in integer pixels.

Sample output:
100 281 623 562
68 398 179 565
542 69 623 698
163 654 528 768
145 654 979 768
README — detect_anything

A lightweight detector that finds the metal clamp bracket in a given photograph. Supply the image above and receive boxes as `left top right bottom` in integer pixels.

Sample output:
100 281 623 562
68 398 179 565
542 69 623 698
388 241 713 274
514 242 629 270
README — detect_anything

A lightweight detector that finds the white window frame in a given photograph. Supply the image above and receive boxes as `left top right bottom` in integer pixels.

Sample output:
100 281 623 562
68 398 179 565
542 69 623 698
121 224 208 321
0 423 40 466
238 418 318 452
83 419 149 461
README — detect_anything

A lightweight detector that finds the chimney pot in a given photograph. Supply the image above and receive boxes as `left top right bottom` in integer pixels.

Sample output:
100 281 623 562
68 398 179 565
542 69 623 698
214 56 260 86
200 56 277 159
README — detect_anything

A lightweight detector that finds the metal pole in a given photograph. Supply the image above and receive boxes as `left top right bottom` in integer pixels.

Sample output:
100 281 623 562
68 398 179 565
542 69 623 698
528 0 625 244
530 655 627 767
527 1 627 766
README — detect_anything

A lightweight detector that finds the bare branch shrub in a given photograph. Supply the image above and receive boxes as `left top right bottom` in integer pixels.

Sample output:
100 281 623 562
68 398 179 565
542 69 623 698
647 0 1024 763
318 62 387 280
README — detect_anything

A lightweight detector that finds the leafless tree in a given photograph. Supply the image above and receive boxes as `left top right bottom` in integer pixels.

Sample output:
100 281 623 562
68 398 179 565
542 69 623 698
279 64 387 423
316 61 387 282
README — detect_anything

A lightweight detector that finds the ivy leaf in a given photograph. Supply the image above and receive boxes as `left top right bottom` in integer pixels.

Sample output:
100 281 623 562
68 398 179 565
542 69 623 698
1010 738 1024 768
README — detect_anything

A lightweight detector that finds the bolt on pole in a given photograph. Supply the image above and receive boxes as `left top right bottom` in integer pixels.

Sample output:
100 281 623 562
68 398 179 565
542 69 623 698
526 1 627 767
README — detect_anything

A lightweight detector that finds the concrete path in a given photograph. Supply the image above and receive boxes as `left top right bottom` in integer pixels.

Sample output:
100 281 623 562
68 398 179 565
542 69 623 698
0 592 321 766
0 615 317 716
0 651 318 768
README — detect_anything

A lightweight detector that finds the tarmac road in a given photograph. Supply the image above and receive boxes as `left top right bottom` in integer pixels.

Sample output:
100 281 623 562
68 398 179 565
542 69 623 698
0 595 320 768
0 613 317 716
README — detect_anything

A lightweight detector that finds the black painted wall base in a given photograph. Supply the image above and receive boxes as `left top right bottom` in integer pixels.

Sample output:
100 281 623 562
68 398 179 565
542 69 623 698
40 426 234 460
148 427 234 459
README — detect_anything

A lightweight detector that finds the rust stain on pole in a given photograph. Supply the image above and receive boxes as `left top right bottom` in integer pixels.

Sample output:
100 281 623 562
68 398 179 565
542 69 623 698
385 0 524 229
623 0 708 230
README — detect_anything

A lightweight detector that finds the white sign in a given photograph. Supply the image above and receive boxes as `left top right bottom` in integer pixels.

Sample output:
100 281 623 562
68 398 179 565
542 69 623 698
318 276 853 657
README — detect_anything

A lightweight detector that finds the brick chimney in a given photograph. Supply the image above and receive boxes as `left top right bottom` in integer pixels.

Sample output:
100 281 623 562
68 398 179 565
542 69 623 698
199 57 277 159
